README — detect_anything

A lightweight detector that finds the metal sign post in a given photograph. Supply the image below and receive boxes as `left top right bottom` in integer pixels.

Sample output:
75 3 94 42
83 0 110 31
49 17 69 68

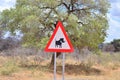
54 52 57 80
62 53 65 80
44 21 74 80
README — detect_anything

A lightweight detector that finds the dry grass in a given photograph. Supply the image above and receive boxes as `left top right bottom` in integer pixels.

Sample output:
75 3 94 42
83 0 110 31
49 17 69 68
0 52 120 80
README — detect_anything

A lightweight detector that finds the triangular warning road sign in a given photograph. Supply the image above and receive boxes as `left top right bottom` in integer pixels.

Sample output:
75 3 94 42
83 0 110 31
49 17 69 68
44 21 74 52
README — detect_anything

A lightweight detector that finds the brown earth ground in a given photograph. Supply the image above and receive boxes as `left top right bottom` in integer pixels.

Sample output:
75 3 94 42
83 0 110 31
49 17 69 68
0 58 120 80
0 54 120 80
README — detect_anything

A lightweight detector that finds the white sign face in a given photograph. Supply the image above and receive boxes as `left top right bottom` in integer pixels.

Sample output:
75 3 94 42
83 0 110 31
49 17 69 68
44 21 74 52
48 27 70 49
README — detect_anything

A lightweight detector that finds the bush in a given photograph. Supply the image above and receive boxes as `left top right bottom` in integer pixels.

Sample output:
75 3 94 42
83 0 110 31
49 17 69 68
0 60 19 75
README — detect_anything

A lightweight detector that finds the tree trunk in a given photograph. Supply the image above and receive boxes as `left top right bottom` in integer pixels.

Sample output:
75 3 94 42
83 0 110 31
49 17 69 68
50 52 61 67
49 22 61 67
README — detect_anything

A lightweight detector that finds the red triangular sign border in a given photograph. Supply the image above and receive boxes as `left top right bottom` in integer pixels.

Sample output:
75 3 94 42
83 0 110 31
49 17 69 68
44 21 74 52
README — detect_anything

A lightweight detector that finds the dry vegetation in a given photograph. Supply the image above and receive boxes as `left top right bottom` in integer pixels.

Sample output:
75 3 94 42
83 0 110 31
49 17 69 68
0 48 120 80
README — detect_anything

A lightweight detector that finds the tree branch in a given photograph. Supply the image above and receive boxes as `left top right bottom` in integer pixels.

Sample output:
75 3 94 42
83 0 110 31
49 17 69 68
62 2 69 10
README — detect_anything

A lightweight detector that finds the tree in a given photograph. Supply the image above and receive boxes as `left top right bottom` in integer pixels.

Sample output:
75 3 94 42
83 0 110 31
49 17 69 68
0 0 110 66
111 39 120 52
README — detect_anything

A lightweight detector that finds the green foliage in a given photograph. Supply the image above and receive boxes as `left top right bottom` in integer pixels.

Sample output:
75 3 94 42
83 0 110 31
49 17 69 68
0 0 110 51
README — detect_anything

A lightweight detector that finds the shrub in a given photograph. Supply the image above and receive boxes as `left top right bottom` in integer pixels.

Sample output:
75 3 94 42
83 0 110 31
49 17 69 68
0 60 19 75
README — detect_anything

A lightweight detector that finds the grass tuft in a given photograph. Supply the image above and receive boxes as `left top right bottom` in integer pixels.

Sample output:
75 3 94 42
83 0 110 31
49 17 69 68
0 60 19 76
